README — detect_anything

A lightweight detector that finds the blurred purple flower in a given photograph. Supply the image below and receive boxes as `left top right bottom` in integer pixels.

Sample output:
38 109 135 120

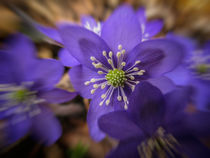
81 15 102 36
136 7 163 41
166 34 210 110
0 34 77 146
58 5 184 141
99 82 210 158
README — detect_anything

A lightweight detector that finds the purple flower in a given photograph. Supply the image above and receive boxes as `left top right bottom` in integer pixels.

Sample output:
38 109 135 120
58 5 184 141
165 34 210 110
99 82 210 158
0 34 77 146
136 7 163 41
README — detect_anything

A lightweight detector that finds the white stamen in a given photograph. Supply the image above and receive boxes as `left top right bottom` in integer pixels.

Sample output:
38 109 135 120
118 44 122 50
128 75 135 80
117 96 122 101
125 60 141 72
121 62 126 67
90 56 96 61
105 87 115 106
117 52 121 58
101 94 106 99
124 104 128 110
84 81 90 85
102 51 107 56
101 83 107 89
109 51 113 58
126 82 136 92
93 84 99 88
105 100 110 105
121 49 125 55
97 71 105 74
91 89 96 94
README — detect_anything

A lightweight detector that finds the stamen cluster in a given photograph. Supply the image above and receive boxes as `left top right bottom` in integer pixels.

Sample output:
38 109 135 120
137 127 179 158
188 53 210 80
84 44 145 110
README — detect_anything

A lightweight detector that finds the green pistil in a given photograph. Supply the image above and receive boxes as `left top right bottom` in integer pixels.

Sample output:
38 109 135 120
196 64 208 74
105 69 126 87
11 89 29 103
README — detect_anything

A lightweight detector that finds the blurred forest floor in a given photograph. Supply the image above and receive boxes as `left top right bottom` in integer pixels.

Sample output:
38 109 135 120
0 0 210 158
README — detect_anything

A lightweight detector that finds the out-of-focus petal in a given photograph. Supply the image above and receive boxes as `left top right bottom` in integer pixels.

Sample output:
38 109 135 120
27 59 64 91
39 88 77 104
31 106 62 145
99 111 143 140
128 82 166 136
166 33 196 59
193 80 210 110
185 111 210 138
35 23 62 43
144 19 163 38
1 34 37 83
165 65 191 86
101 5 142 53
148 76 175 94
58 48 80 67
164 87 193 135
136 7 146 27
81 16 97 28
106 140 140 158
203 41 210 55
0 52 21 83
3 114 30 145
178 135 210 158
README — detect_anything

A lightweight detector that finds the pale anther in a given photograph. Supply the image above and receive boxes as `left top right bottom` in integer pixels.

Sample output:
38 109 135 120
105 100 110 105
93 84 98 88
90 56 96 61
121 62 126 66
109 51 113 57
117 52 121 58
118 44 122 50
124 104 128 110
97 71 104 74
102 51 107 56
91 89 96 94
117 96 122 101
135 60 141 64
101 94 106 99
90 78 96 82
84 81 90 85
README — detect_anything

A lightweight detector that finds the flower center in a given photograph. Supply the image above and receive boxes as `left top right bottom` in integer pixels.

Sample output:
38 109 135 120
196 64 209 74
106 69 126 87
11 89 30 103
84 44 145 110
137 127 183 158
0 83 44 117
188 52 210 80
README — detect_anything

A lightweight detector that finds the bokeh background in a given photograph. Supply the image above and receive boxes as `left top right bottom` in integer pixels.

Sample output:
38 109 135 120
0 0 210 158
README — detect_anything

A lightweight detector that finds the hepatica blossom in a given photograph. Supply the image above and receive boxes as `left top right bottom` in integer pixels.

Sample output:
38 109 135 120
0 34 77 145
166 34 210 110
58 5 184 141
99 82 210 158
